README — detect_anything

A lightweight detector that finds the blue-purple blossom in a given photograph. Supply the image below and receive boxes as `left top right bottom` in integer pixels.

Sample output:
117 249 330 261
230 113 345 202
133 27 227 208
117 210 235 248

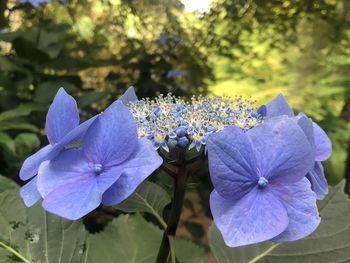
259 94 332 199
19 88 96 207
36 101 162 220
19 86 137 207
19 0 58 6
207 117 320 247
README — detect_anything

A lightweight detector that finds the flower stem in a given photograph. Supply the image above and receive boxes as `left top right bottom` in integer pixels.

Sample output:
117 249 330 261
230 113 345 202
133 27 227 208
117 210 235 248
156 147 190 263
156 167 188 263
156 148 206 262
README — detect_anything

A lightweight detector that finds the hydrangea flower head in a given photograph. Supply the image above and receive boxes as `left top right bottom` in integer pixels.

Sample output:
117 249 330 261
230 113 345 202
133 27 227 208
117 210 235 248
19 87 137 207
19 88 96 207
36 101 162 220
259 94 332 199
207 117 320 247
128 94 263 152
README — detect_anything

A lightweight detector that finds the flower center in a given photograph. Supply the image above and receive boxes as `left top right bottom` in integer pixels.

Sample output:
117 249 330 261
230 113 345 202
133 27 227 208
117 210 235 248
93 163 103 175
257 177 269 188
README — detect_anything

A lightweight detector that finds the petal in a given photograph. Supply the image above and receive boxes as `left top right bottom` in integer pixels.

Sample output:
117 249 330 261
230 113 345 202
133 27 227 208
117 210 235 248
20 116 97 182
257 105 267 116
42 166 123 219
306 161 328 200
263 94 294 118
313 122 332 161
45 88 79 145
296 113 315 151
20 177 41 207
102 138 162 206
52 115 98 151
119 86 138 105
210 188 289 247
83 101 138 166
207 126 258 200
42 178 102 220
38 148 123 198
271 178 320 242
40 161 123 220
19 144 53 180
247 117 314 183
37 148 91 198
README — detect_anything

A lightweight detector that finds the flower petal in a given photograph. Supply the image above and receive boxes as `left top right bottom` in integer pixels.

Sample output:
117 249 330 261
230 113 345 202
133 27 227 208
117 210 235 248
83 101 138 166
207 126 258 200
38 147 123 197
20 177 41 207
313 122 332 161
42 165 123 220
20 116 97 182
37 148 91 198
51 115 98 151
263 94 294 118
210 188 289 247
102 138 162 206
40 158 123 220
271 178 320 242
306 161 328 200
119 86 138 105
42 178 102 220
45 88 79 145
296 113 315 151
19 144 53 180
247 117 314 183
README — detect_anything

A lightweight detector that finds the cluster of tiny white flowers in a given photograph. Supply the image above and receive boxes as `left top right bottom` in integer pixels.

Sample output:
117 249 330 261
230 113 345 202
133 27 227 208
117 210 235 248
127 93 263 152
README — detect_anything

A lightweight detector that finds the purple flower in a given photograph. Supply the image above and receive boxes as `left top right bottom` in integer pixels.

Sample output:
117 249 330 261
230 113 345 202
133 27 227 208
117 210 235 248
19 0 55 6
19 88 97 207
36 101 162 220
19 86 137 207
19 0 66 6
207 117 320 247
259 94 332 199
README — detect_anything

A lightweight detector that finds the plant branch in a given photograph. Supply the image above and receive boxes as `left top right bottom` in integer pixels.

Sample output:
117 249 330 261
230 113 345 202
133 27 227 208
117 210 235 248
156 147 188 263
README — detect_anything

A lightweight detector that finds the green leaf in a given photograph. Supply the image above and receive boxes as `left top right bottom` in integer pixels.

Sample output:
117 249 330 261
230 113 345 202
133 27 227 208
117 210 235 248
34 81 77 104
0 133 15 154
0 176 88 263
15 133 40 157
0 176 18 193
77 91 109 108
0 57 27 73
115 181 171 229
0 104 42 122
0 123 38 132
12 38 50 63
208 181 350 263
37 25 70 59
173 239 205 263
86 214 162 263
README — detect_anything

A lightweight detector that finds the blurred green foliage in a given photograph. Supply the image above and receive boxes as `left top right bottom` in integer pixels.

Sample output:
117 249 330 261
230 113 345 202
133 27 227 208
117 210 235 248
0 0 349 190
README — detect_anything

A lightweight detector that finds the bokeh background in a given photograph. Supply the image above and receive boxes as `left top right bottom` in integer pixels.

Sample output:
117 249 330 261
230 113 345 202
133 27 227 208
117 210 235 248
0 0 349 259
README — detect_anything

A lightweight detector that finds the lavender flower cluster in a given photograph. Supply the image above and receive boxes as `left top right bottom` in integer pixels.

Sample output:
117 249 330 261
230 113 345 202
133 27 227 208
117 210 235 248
19 87 331 248
128 94 263 152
